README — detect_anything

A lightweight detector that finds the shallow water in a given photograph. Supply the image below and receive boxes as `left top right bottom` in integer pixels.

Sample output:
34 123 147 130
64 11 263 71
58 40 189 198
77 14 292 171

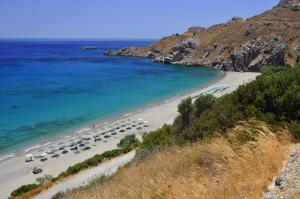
0 39 221 160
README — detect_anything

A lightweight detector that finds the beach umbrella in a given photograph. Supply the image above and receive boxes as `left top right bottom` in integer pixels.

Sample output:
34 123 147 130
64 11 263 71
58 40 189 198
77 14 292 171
51 149 58 152
70 142 77 145
114 123 119 125
68 139 74 142
40 152 47 156
77 140 83 143
108 125 113 128
100 127 105 130
58 142 64 145
76 136 82 139
37 149 44 152
144 124 149 127
84 142 90 145
85 132 90 135
49 146 55 149
132 121 136 123
121 120 126 123
25 154 32 157
138 122 144 125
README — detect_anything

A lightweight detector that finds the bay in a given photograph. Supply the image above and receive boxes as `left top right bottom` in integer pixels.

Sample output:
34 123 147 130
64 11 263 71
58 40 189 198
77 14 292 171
0 39 221 160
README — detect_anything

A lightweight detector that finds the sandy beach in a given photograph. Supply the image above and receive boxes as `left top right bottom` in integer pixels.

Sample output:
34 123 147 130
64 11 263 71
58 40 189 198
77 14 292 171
0 72 260 199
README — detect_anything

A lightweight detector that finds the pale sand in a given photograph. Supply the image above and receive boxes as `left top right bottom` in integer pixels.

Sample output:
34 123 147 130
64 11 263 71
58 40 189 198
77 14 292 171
0 72 260 199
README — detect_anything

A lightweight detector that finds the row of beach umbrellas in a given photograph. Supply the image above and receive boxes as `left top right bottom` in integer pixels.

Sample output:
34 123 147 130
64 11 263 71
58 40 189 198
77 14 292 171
26 118 147 158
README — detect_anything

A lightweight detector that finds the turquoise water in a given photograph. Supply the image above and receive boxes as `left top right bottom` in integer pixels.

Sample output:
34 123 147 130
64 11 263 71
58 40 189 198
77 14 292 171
0 39 222 160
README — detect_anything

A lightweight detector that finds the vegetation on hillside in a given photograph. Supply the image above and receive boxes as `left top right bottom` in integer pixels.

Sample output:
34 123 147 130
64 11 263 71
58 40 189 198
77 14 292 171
56 64 300 198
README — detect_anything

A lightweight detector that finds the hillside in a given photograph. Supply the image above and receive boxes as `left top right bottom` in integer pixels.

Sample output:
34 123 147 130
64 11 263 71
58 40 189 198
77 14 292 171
105 0 300 72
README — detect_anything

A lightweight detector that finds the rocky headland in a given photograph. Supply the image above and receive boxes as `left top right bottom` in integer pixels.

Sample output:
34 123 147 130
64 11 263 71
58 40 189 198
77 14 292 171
105 0 300 72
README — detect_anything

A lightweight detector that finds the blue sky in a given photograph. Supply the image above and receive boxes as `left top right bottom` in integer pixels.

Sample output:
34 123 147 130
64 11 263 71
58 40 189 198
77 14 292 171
0 0 279 38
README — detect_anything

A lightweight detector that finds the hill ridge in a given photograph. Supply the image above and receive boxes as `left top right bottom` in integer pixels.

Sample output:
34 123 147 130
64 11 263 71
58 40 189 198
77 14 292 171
105 0 300 72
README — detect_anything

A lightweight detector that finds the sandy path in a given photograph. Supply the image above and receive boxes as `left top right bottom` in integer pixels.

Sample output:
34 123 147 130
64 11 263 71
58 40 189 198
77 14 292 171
35 151 135 199
0 72 260 199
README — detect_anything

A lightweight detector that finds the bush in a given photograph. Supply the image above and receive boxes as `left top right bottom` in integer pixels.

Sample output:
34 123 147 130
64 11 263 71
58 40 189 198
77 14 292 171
117 134 139 149
51 191 66 199
9 184 40 199
36 174 53 185
139 124 174 150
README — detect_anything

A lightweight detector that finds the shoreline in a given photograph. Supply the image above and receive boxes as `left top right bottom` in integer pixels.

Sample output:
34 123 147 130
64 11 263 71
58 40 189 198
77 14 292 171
0 69 224 163
0 71 260 199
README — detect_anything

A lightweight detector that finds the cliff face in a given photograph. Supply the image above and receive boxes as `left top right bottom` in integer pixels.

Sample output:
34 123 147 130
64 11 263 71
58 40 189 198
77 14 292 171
105 0 300 71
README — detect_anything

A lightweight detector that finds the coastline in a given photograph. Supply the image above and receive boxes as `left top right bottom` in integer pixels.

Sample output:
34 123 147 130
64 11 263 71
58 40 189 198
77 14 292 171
0 71 260 199
0 68 223 163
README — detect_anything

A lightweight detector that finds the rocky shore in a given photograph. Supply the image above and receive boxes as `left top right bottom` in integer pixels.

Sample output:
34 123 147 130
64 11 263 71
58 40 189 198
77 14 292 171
105 0 300 72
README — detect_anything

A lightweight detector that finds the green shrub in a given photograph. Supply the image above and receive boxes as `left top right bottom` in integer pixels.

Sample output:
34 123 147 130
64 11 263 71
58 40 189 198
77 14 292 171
36 174 53 185
9 184 40 199
117 134 139 149
139 124 174 150
51 191 66 199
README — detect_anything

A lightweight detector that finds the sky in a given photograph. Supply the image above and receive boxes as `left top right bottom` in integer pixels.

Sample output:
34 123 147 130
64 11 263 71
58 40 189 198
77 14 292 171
0 0 279 39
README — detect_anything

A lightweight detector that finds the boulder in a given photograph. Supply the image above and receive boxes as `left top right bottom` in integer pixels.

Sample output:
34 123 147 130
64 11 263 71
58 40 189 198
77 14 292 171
33 166 43 174
245 28 252 36
151 47 161 53
291 3 300 11
163 56 173 64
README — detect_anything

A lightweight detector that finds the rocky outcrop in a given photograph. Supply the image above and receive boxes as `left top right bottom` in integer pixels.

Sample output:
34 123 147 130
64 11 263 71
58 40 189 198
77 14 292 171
291 3 300 11
217 36 286 71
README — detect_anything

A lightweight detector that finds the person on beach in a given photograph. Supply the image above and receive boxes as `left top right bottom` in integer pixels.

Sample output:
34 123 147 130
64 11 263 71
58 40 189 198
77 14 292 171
93 124 95 128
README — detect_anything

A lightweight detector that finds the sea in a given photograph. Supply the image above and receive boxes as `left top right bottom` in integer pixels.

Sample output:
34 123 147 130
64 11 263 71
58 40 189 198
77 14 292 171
0 38 222 161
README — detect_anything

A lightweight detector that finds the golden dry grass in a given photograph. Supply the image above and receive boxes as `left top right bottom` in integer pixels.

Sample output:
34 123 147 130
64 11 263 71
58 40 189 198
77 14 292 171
65 120 295 199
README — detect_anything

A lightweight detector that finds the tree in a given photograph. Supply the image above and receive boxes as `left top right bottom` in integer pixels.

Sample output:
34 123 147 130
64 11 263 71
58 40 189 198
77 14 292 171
194 94 216 118
117 134 139 149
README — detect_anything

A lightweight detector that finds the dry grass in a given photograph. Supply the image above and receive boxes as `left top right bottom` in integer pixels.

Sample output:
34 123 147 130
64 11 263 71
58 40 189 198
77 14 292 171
64 120 294 199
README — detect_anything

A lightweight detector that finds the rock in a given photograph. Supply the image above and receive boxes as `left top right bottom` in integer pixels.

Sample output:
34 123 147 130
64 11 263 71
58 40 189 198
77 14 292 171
163 56 173 64
82 46 97 50
278 0 294 6
264 22 272 26
221 60 233 71
280 183 286 190
229 36 285 71
291 3 300 11
284 22 290 28
151 47 161 53
33 166 43 174
232 16 243 21
245 28 252 36
275 177 284 186
173 51 183 62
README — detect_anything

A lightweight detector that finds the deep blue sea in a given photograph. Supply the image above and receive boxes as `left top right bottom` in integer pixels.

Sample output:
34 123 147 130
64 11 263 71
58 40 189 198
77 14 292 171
0 39 221 161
